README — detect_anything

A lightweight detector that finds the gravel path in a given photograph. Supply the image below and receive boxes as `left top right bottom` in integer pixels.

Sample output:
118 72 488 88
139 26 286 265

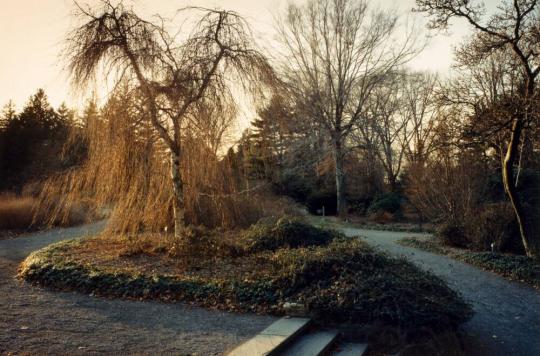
340 226 540 356
0 223 276 355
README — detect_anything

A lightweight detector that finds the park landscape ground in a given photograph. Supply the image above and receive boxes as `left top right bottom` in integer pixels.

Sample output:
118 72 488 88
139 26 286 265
2 0 540 355
0 218 538 355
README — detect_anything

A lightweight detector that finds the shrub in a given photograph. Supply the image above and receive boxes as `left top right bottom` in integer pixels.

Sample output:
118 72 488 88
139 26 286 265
275 173 314 203
437 221 469 248
468 202 522 254
346 197 372 215
368 211 395 224
435 203 523 254
242 216 342 253
368 192 402 216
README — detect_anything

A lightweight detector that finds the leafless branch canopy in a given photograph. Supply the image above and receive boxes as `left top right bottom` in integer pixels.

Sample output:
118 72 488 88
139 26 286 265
66 0 275 150
278 0 421 140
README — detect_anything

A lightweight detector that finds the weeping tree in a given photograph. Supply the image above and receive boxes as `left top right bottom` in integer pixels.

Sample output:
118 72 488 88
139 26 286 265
63 1 274 238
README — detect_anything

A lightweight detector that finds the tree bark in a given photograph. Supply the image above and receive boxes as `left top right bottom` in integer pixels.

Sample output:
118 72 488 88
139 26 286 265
170 150 185 239
334 138 346 216
502 116 537 258
388 174 398 192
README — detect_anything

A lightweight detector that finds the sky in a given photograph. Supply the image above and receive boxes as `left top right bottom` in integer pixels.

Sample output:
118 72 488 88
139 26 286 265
0 0 487 112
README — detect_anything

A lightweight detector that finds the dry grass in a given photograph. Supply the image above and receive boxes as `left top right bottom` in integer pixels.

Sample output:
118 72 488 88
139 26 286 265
0 193 39 230
0 192 95 233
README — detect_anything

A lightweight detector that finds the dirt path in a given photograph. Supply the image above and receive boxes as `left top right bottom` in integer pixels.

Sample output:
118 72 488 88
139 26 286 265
339 225 540 356
0 223 276 355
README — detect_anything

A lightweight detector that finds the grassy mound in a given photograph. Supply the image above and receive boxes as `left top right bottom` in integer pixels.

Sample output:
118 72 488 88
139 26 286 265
241 216 343 253
19 219 472 334
398 236 540 289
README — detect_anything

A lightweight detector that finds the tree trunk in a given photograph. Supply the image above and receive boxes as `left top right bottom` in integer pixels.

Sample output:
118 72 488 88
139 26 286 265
502 117 537 258
388 174 398 192
170 150 185 239
334 139 346 216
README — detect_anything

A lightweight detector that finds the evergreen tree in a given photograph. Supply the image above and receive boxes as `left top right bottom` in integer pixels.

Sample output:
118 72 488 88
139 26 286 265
0 100 16 130
57 102 76 127
0 89 72 189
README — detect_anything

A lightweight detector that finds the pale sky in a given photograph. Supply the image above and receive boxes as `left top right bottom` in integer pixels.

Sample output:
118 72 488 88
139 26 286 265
0 0 491 111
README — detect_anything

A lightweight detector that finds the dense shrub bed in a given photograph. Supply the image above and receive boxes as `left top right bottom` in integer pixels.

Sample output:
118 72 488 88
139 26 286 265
457 252 540 288
240 216 344 253
398 236 540 289
398 236 450 255
19 219 472 333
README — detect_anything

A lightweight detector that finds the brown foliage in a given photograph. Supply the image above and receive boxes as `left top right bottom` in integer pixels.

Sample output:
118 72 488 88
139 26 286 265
0 192 91 231
36 85 301 233
0 193 39 230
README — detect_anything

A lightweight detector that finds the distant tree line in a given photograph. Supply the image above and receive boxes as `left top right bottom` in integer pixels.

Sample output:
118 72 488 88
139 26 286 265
0 89 86 191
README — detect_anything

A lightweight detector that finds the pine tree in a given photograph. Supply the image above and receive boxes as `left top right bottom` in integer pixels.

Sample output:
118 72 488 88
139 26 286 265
0 100 16 130
0 89 72 189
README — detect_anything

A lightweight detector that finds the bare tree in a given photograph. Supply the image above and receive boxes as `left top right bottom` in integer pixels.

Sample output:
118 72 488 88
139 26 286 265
401 72 439 166
416 0 540 257
277 0 419 215
352 73 408 191
351 71 438 192
66 1 274 238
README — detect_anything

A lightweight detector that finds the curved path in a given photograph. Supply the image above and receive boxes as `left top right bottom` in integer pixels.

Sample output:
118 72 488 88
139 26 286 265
0 224 276 355
340 226 540 356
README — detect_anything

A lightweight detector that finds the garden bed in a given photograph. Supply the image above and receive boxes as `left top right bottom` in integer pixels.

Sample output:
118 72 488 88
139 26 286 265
19 217 472 335
398 236 540 290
